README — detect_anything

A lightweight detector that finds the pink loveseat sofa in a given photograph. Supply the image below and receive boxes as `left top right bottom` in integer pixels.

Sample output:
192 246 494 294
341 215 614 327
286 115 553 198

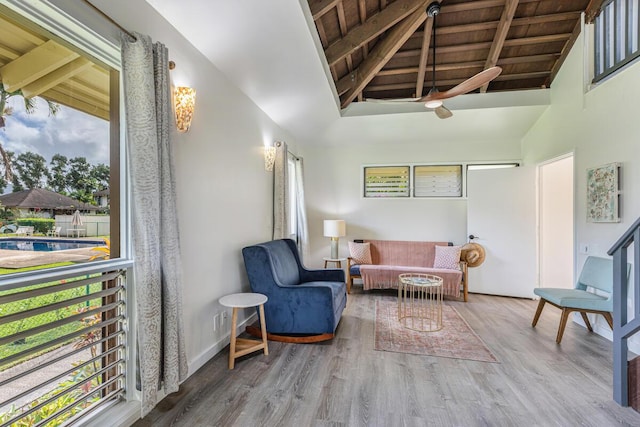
347 239 468 301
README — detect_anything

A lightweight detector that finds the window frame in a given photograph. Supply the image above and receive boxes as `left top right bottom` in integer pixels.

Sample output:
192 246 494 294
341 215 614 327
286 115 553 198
593 0 640 83
361 162 520 199
0 2 137 424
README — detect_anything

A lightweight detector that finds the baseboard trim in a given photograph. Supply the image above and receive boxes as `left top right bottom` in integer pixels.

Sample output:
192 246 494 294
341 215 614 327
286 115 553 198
573 313 640 354
187 312 258 377
84 400 141 427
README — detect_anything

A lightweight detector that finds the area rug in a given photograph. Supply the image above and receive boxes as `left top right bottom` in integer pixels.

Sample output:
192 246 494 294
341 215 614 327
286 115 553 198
374 299 499 363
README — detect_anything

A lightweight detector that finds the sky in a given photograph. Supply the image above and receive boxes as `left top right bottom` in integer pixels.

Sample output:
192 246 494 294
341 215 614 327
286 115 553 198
0 96 110 167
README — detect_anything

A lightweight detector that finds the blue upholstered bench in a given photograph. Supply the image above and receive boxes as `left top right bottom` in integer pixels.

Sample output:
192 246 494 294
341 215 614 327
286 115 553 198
532 256 627 343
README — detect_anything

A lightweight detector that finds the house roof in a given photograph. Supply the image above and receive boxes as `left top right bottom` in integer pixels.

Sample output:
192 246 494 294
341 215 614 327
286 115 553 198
0 188 99 211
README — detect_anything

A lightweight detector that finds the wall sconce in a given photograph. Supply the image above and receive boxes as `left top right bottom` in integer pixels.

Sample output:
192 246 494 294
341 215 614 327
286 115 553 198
264 145 276 171
174 86 196 132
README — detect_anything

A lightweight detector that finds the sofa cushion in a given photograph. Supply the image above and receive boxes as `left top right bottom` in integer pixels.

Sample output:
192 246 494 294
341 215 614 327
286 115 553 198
350 264 361 276
433 245 461 270
349 241 372 265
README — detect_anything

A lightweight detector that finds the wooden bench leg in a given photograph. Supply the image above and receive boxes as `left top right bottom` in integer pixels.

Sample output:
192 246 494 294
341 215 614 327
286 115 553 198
603 312 614 330
532 299 546 327
580 312 593 332
556 308 571 344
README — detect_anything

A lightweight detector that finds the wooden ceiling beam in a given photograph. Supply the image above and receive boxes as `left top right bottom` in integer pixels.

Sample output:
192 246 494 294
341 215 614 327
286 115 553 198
325 0 429 66
440 0 537 14
394 33 572 58
415 18 433 98
409 11 582 38
367 70 550 92
585 0 607 23
21 57 93 99
0 40 79 92
336 1 354 72
310 0 341 21
357 0 368 101
379 54 559 77
338 4 431 108
494 71 549 81
480 0 519 93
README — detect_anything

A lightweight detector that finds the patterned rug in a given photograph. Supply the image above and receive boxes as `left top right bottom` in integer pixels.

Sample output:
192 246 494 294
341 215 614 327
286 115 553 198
374 299 499 363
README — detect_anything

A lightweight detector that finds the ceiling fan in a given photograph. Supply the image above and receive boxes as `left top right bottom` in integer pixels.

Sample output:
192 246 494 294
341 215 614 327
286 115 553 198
421 1 502 119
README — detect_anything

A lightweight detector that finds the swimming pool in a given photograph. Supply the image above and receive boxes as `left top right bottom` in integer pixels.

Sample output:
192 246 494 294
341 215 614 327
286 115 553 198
0 238 104 252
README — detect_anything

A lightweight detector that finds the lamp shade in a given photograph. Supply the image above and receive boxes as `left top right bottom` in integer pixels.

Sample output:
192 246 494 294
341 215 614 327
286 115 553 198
323 220 346 238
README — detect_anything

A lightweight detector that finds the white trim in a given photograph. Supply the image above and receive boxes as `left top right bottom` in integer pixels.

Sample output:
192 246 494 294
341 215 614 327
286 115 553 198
187 312 258 377
83 400 141 427
1 0 120 69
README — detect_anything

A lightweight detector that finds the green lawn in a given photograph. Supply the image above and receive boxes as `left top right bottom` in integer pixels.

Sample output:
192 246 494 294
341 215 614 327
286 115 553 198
0 271 102 364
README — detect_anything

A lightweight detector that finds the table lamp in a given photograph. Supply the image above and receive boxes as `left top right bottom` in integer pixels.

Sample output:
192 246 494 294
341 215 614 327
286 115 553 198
323 220 346 259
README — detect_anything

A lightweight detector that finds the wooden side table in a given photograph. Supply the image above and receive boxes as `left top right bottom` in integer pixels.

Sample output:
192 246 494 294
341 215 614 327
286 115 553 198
323 257 346 268
218 293 269 369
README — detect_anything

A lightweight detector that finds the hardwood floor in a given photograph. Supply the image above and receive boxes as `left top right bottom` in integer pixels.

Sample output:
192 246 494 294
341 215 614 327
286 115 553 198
134 289 640 426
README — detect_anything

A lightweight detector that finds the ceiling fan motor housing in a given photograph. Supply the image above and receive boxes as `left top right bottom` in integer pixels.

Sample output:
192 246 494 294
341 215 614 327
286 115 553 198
427 2 440 18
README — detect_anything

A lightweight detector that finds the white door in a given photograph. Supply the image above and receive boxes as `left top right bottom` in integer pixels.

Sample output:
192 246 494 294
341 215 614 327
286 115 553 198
467 167 537 298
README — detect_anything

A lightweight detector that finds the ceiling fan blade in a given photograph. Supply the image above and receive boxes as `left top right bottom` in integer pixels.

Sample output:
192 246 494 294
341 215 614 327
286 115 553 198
434 105 452 119
420 66 503 102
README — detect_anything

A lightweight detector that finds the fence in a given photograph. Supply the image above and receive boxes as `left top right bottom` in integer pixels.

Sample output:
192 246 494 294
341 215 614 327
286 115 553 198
54 215 110 237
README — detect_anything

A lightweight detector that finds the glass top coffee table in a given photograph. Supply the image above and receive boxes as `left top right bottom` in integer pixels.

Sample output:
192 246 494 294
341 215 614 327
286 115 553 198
398 273 443 332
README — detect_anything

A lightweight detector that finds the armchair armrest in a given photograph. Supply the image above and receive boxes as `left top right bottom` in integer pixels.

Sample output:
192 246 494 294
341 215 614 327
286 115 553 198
300 268 345 283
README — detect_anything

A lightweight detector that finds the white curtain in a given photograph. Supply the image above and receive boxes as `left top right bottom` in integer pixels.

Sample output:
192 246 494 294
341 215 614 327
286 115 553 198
121 32 188 416
272 141 289 240
295 157 310 261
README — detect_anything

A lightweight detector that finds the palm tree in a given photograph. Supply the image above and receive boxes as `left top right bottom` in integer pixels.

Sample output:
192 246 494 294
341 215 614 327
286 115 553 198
0 83 59 181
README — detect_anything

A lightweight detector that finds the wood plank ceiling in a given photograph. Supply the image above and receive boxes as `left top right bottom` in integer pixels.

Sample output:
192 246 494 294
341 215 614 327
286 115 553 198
309 0 604 109
0 10 110 121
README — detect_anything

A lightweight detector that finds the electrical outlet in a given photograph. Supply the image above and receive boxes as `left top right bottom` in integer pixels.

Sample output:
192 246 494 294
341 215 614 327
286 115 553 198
221 311 228 329
213 313 219 331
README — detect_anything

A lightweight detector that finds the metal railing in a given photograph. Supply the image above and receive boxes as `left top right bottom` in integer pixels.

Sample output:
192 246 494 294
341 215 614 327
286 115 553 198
0 263 130 426
608 216 640 406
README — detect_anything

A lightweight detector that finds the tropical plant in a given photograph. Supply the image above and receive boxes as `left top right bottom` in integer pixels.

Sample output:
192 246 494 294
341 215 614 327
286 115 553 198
0 83 59 181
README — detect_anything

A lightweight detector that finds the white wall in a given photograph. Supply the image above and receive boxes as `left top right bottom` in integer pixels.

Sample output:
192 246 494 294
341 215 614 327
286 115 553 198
54 0 298 375
522 29 640 346
302 137 521 267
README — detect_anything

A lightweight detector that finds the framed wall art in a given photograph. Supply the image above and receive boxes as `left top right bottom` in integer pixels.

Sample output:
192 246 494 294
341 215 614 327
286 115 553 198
586 162 621 223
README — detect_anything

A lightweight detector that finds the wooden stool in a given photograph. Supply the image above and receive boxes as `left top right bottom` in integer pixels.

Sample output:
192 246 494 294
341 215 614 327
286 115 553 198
218 293 269 369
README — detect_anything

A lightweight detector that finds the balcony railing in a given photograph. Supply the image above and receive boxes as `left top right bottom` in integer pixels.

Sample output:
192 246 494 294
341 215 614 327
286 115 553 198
0 262 131 426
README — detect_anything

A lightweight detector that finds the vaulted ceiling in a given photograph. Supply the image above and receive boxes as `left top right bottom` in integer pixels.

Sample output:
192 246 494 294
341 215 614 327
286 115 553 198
310 0 602 109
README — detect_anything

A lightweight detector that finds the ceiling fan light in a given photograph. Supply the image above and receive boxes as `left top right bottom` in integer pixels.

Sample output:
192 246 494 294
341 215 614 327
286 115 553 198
425 99 443 109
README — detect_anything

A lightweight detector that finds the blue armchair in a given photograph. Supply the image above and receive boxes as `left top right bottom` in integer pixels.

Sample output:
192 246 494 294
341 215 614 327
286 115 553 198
242 239 347 342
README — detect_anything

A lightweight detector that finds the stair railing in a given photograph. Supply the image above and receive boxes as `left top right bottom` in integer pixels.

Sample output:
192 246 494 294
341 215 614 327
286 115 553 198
608 216 640 405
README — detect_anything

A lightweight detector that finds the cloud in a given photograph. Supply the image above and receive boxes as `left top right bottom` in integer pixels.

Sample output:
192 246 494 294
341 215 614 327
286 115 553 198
0 96 109 165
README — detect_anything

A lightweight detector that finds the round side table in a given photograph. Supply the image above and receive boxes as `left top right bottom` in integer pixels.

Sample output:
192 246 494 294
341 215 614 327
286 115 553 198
218 293 269 369
323 257 346 268
397 274 443 332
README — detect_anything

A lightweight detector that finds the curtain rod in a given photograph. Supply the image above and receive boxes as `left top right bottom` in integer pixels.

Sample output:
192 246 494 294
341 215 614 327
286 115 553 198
82 0 136 40
81 0 176 69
